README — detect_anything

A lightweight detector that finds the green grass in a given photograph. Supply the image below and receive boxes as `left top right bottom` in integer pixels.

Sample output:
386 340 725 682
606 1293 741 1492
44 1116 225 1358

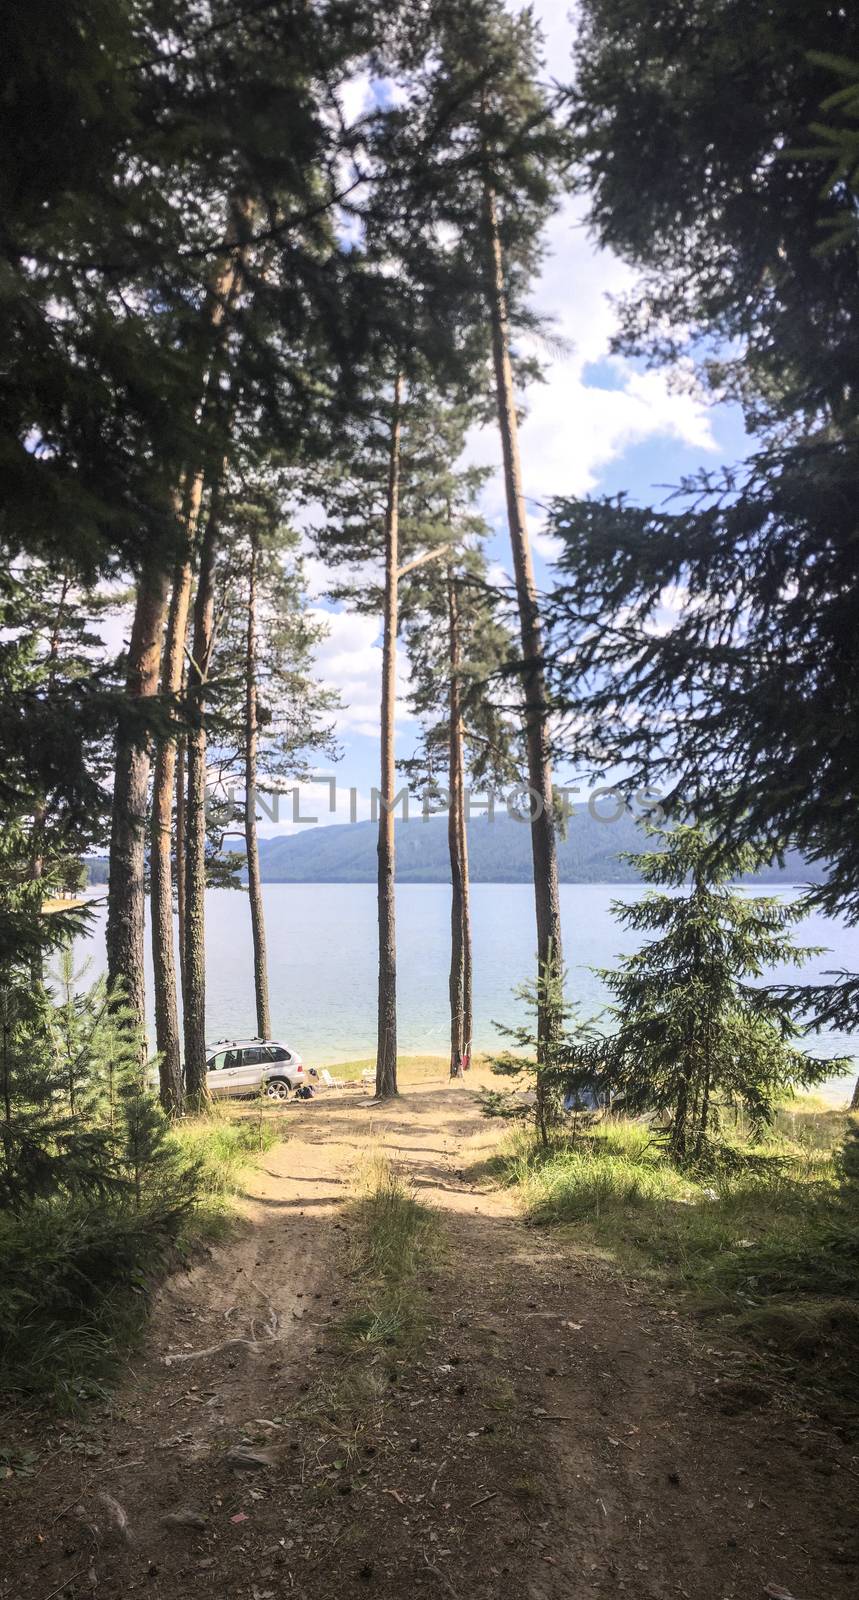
280 1153 443 1486
339 1151 442 1349
171 1102 278 1218
496 1101 859 1410
0 1106 280 1410
327 1054 454 1084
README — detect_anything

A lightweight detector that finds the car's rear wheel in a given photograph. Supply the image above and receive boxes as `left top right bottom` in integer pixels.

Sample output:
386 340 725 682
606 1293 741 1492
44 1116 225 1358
266 1079 290 1101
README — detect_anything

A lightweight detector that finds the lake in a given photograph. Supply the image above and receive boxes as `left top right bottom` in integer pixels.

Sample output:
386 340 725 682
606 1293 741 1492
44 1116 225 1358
72 882 857 1103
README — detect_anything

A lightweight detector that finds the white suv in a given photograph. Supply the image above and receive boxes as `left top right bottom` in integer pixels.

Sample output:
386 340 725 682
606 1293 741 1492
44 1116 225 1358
205 1039 305 1101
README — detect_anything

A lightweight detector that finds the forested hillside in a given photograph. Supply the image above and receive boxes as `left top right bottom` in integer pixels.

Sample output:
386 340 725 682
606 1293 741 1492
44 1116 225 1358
84 811 823 886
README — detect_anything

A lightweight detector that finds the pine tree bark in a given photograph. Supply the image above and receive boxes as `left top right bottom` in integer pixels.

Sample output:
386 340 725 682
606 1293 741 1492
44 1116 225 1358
447 570 466 1075
175 730 187 1008
483 183 563 1049
183 476 225 1105
851 1072 859 1111
245 531 271 1039
459 736 473 1065
376 372 403 1100
150 528 196 1116
108 205 247 1064
106 557 171 1047
178 205 250 1101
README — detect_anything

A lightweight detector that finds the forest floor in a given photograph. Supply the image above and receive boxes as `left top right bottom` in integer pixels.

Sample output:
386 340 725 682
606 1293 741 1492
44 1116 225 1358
1 1065 857 1600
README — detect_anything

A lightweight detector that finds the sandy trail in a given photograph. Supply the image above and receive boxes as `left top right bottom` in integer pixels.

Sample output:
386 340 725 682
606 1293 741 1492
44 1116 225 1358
1 1074 856 1600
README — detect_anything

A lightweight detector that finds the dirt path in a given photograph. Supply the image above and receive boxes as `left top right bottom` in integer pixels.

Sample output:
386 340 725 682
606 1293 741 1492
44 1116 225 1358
2 1076 856 1600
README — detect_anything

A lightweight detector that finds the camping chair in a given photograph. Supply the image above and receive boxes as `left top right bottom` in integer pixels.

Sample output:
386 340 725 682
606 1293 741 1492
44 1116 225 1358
320 1068 345 1090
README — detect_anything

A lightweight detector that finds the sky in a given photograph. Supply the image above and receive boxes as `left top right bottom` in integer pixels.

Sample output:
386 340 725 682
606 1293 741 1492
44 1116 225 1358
285 0 749 838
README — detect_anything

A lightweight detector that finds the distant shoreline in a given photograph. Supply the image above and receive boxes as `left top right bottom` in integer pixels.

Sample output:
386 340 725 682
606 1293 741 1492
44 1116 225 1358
82 870 817 889
84 810 826 889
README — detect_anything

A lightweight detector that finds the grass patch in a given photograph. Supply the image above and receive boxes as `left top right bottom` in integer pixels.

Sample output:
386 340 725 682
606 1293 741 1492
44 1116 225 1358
0 1105 280 1410
498 1102 859 1412
339 1151 442 1350
329 1055 452 1084
171 1101 278 1225
278 1154 444 1483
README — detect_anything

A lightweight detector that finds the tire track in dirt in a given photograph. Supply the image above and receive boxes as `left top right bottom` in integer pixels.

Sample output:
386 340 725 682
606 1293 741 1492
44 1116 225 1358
1 1076 856 1600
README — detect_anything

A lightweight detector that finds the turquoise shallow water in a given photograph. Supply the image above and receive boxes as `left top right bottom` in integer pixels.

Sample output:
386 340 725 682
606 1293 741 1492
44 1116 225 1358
73 882 857 1102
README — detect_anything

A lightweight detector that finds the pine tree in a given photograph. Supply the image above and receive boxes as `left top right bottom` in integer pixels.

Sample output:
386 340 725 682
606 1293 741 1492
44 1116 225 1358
204 474 337 1039
597 825 845 1160
374 0 573 1049
317 372 484 1097
398 406 521 1075
116 1058 183 1214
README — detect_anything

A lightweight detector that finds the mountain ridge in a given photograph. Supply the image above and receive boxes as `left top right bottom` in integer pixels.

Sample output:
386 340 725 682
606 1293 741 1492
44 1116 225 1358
84 810 824 885
238 811 822 885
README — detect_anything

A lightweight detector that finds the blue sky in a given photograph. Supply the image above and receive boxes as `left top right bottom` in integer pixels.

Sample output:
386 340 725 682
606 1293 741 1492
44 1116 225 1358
284 1 751 837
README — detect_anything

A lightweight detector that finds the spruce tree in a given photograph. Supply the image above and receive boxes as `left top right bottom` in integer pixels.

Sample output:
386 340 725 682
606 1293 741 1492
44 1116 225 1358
546 1 859 1037
597 825 844 1160
486 968 597 1148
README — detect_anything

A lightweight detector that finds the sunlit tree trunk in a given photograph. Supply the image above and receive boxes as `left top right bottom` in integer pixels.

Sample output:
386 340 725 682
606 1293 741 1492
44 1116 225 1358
244 530 271 1039
175 729 187 1009
376 372 403 1101
109 212 246 1062
460 763 473 1067
183 475 225 1105
179 207 249 1102
106 557 171 1050
483 183 563 1050
447 569 466 1075
150 517 197 1115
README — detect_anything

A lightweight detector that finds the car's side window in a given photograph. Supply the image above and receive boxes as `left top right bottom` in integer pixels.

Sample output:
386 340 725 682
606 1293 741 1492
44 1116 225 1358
268 1047 290 1063
242 1047 264 1066
208 1051 230 1071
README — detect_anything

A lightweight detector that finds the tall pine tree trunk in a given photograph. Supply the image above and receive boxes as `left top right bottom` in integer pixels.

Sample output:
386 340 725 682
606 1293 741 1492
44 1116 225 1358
447 569 466 1074
244 531 271 1039
150 524 196 1115
176 730 187 1008
483 183 563 1049
183 475 225 1105
376 372 403 1101
108 209 246 1059
106 556 171 1046
460 758 473 1066
178 207 249 1101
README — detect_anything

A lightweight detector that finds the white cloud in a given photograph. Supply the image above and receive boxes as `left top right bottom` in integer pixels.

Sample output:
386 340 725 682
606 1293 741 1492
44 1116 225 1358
485 561 513 590
309 606 414 741
467 200 717 536
466 3 718 553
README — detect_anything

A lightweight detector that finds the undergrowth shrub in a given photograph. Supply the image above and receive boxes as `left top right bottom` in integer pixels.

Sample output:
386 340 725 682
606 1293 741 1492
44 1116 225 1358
499 1105 859 1408
0 1108 278 1407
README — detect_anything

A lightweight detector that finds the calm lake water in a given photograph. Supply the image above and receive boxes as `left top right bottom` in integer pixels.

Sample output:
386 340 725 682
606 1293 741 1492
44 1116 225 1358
73 883 857 1103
